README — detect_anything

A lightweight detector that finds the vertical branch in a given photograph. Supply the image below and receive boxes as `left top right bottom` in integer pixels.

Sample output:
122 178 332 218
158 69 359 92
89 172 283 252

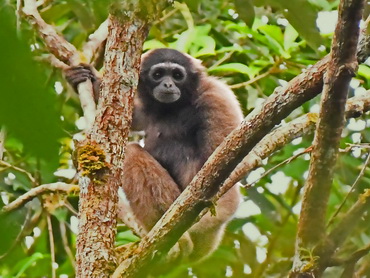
0 127 5 160
74 14 148 278
46 214 56 278
21 0 96 128
82 19 109 63
75 1 173 277
292 0 364 276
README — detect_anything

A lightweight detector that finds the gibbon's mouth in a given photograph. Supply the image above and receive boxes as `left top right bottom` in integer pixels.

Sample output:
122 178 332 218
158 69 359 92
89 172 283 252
153 90 181 103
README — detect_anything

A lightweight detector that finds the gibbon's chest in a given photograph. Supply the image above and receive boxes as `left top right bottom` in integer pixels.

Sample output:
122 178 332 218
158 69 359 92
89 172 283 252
143 110 204 187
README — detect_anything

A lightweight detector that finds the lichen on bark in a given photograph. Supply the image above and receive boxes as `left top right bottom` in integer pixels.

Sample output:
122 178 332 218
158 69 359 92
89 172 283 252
76 141 110 178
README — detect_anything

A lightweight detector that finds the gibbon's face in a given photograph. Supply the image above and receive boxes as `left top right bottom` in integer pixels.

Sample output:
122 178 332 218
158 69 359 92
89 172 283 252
148 62 187 103
139 48 199 105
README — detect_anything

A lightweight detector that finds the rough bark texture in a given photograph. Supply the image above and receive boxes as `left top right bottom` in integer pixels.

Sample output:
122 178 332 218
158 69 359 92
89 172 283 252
325 190 370 258
220 93 370 199
20 0 370 275
23 0 79 65
75 1 173 277
292 0 364 276
75 12 149 278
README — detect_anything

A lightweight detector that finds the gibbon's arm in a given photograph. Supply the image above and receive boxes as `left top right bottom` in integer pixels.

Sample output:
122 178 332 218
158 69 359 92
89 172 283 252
64 65 146 131
196 76 244 156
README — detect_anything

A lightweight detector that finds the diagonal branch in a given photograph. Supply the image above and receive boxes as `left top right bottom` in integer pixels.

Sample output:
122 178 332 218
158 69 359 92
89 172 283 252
0 160 36 184
22 0 79 65
328 149 370 226
116 6 370 277
324 190 370 261
2 183 78 212
189 93 370 242
113 27 357 278
82 19 109 64
22 0 96 128
220 92 370 200
115 51 330 278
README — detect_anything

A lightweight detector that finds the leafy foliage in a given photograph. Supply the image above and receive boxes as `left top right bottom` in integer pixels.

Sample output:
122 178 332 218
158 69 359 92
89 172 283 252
1 0 370 277
0 7 62 165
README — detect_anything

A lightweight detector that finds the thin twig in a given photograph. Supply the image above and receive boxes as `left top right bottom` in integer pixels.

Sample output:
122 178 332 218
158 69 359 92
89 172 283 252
22 0 96 129
59 221 76 267
2 183 78 212
243 146 312 189
35 54 69 70
64 200 78 216
255 181 304 278
0 160 36 184
209 51 236 70
230 63 281 89
0 209 32 260
327 151 370 227
47 214 56 278
330 242 370 266
340 143 370 153
0 128 5 160
155 7 179 24
319 189 370 266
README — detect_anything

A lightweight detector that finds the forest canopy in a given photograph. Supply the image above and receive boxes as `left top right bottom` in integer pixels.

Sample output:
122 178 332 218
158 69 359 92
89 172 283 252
1 0 370 277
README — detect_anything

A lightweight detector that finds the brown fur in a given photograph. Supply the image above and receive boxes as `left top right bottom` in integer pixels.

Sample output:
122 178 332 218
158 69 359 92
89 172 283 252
65 49 243 264
120 49 243 262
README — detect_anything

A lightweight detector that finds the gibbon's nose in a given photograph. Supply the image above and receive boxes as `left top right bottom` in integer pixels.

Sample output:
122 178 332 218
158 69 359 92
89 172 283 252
164 82 172 88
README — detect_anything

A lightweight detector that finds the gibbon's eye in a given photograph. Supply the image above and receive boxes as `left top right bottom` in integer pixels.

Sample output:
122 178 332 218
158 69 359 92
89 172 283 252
152 69 164 80
172 69 185 81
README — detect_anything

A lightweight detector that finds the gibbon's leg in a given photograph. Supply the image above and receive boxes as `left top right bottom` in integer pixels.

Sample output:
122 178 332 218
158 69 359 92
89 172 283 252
119 143 182 232
118 143 194 260
188 184 241 261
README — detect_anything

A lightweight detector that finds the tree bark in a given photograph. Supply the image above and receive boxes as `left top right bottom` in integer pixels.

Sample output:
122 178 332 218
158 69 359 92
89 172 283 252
291 0 364 276
74 1 173 277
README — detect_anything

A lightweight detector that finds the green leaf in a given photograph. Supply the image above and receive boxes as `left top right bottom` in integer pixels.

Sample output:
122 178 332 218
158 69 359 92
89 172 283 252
254 0 323 50
0 207 28 258
143 39 167 51
171 29 196 53
0 8 62 164
284 24 299 51
41 3 71 22
116 230 140 246
258 25 290 58
259 24 284 45
234 0 255 27
192 36 216 57
13 253 47 278
209 63 254 77
187 0 202 11
358 64 370 79
66 0 96 31
174 2 194 29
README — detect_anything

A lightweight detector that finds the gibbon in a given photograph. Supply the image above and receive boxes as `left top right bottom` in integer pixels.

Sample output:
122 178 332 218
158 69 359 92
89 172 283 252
65 48 243 262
